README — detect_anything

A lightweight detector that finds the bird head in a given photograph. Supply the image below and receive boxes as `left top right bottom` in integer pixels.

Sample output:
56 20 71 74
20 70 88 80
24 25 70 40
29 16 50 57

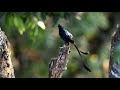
58 24 64 29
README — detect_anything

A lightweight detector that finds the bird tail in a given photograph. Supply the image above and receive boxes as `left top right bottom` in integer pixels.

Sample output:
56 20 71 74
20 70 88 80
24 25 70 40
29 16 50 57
83 64 91 72
79 51 89 55
73 43 91 72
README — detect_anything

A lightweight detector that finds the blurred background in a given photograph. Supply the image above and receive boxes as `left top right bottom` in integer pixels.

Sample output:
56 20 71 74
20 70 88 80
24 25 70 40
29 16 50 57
0 12 119 78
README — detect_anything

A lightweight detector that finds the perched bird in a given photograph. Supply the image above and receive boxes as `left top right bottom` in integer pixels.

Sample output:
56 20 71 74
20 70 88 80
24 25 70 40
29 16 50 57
58 24 91 72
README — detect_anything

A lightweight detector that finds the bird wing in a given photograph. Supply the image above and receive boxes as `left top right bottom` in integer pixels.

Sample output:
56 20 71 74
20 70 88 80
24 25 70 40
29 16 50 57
65 30 73 40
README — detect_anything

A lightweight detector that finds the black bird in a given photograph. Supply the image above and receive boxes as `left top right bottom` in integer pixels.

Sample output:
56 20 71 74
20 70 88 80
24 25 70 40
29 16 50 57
58 24 91 72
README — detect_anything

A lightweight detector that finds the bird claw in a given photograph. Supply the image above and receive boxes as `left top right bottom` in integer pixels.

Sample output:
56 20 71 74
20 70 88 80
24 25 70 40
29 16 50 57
69 50 71 53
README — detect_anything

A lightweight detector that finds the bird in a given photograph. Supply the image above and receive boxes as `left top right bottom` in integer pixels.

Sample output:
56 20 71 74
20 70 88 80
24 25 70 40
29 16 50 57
58 24 91 72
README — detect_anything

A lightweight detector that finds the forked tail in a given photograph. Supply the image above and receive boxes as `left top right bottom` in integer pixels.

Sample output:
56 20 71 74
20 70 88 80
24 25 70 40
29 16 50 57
73 43 91 72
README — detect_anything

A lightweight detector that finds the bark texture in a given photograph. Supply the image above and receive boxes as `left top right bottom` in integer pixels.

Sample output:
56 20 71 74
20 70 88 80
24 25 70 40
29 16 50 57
0 30 15 78
109 27 120 78
48 44 70 78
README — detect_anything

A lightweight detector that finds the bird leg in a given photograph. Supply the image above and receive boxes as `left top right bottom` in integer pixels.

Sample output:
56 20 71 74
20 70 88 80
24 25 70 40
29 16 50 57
65 42 71 54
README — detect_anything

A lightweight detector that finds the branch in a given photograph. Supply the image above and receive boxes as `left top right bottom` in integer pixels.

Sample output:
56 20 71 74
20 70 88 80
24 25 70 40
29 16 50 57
48 44 71 78
0 29 15 78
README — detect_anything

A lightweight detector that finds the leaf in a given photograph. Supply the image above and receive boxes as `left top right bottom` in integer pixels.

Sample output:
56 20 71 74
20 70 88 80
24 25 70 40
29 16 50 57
37 21 46 30
31 23 36 30
13 15 26 35
34 26 39 36
26 20 33 29
6 14 14 29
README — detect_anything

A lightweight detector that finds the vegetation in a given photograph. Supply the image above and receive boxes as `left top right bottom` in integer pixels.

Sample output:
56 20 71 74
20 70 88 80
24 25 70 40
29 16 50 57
0 12 118 78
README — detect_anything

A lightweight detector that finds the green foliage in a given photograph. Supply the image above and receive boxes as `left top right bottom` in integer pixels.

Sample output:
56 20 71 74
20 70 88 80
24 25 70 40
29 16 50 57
14 15 25 35
0 12 113 78
79 12 108 40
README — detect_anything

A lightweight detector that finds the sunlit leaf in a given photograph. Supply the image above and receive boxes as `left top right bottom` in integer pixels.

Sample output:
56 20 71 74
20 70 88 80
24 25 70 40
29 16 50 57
31 23 36 30
13 15 26 35
37 21 46 30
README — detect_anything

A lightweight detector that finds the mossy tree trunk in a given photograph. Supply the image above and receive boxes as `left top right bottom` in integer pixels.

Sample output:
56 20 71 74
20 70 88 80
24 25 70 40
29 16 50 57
109 25 120 78
0 30 15 78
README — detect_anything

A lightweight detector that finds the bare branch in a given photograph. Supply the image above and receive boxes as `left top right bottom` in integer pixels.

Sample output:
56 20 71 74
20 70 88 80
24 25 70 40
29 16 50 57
48 44 70 78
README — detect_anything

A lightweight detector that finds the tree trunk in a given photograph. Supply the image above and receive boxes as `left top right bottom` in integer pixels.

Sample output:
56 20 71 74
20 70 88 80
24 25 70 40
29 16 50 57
0 29 15 78
48 44 70 78
109 26 120 78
